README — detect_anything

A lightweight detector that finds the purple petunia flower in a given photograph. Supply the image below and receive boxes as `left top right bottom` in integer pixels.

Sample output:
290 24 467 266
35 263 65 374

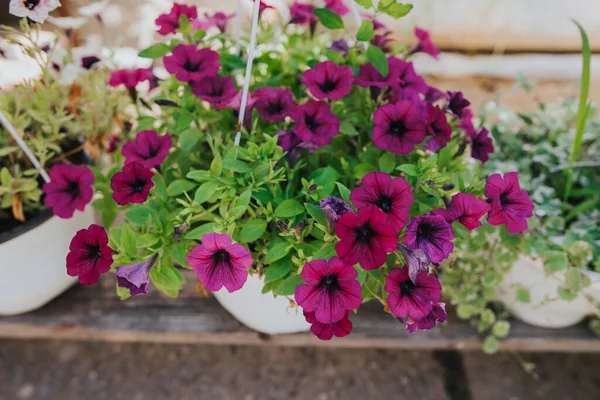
292 100 340 146
397 244 430 284
304 310 353 340
294 257 362 324
66 224 113 285
432 193 491 231
155 3 198 35
191 76 237 109
485 172 534 234
122 130 172 168
110 162 155 206
406 302 447 333
354 62 388 90
320 196 354 234
325 0 350 16
186 233 253 293
43 164 94 219
424 85 446 104
253 87 297 122
384 266 442 320
403 214 454 263
328 39 350 58
409 27 440 59
81 56 101 70
302 61 353 101
458 107 476 136
426 104 452 150
387 57 428 95
108 68 151 88
470 127 495 163
224 90 258 133
370 32 395 53
277 130 318 166
290 1 318 33
350 172 413 230
164 45 220 83
116 254 158 296
372 100 427 155
335 205 399 271
446 91 470 119
196 11 235 33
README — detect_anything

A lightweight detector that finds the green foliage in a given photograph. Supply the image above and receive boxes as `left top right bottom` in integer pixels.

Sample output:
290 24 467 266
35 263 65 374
313 8 345 30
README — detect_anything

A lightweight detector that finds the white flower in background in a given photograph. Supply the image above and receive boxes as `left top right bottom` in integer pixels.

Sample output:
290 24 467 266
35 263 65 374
78 0 109 18
0 38 23 60
9 0 62 23
47 16 87 30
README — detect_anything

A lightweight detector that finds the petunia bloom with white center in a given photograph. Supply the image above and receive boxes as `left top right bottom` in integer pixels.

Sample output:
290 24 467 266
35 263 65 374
9 0 62 24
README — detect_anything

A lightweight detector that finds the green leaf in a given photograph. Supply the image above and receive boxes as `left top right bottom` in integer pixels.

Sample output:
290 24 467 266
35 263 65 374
565 268 582 293
396 164 418 176
264 258 293 283
179 128 201 151
515 285 531 303
136 234 159 248
378 153 396 174
324 50 345 64
355 0 373 7
185 223 218 240
264 242 291 264
356 19 375 41
340 121 359 136
274 275 304 296
239 219 267 243
222 159 251 173
378 0 413 19
367 45 388 76
138 43 171 58
335 182 351 204
353 163 377 180
167 179 196 196
193 181 219 204
211 153 223 176
120 225 137 257
544 250 568 272
483 335 500 354
313 8 344 30
274 199 305 218
306 203 328 227
150 263 185 298
492 321 510 338
311 243 337 260
125 206 153 226
557 286 578 301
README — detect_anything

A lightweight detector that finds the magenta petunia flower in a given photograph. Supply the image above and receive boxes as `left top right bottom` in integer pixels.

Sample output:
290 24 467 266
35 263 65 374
410 27 440 59
186 233 253 293
426 104 452 149
163 45 220 83
116 254 158 296
371 32 395 53
302 61 353 101
290 1 317 30
458 107 476 136
403 214 454 263
191 76 237 109
155 3 198 35
350 172 413 230
406 302 447 333
292 100 340 146
198 11 235 33
258 1 275 16
424 85 446 104
354 63 388 90
384 266 442 320
485 172 534 234
304 310 353 340
122 130 172 168
470 127 495 163
108 68 151 88
253 87 297 122
372 100 427 155
432 193 491 231
320 196 354 233
277 130 318 166
397 244 430 284
446 91 470 119
110 162 155 206
387 57 428 95
43 164 94 219
335 205 399 271
294 257 362 324
66 224 113 285
325 0 350 16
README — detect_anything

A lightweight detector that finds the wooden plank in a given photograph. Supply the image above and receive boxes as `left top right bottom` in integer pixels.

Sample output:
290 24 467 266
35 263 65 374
0 272 597 352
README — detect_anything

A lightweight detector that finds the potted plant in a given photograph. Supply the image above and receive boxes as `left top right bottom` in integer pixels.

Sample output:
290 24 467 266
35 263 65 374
0 0 128 315
65 0 531 339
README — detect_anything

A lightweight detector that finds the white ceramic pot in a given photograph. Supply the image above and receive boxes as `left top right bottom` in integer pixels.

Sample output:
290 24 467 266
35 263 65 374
495 255 600 328
212 273 310 335
0 207 96 316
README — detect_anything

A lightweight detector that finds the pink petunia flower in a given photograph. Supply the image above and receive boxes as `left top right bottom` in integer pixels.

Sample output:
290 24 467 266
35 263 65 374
292 100 340 146
290 1 318 32
277 129 318 166
410 27 440 59
197 11 235 33
485 172 534 234
426 104 452 150
66 224 113 285
446 91 470 119
350 171 413 230
122 130 172 168
304 310 353 340
108 68 151 88
470 127 495 163
325 0 350 16
387 57 428 95
335 205 399 271
320 196 354 234
432 193 491 231
253 87 297 122
302 61 353 101
384 266 442 320
43 164 94 219
110 162 155 206
294 257 362 324
9 0 61 23
116 254 158 296
372 100 427 155
424 85 446 104
403 214 454 263
406 302 447 333
191 76 237 109
186 233 253 292
258 1 275 16
163 45 220 83
458 107 476 136
223 90 258 132
370 32 395 53
155 3 198 35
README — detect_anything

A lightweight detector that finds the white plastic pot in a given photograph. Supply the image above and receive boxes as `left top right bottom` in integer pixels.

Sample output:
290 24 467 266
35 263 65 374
212 273 310 335
495 255 600 328
0 207 96 316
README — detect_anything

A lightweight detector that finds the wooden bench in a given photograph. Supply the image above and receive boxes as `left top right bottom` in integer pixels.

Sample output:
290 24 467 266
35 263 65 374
0 271 597 352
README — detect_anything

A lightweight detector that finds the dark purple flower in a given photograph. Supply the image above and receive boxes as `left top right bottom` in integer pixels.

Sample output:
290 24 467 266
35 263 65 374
328 39 350 58
424 85 446 103
397 244 431 284
292 100 340 146
403 214 454 263
253 87 297 122
335 205 399 271
186 233 253 293
116 254 158 296
302 61 353 101
122 130 172 168
191 76 237 109
325 0 350 16
446 91 470 119
320 196 354 233
111 162 155 206
409 27 440 59
290 1 318 33
350 171 413 230
426 104 452 149
458 108 476 136
372 100 427 155
354 63 388 90
384 266 442 320
277 130 318 165
304 310 353 340
387 57 428 95
406 302 447 333
485 172 534 234
164 45 220 83
81 56 101 70
295 257 362 324
470 127 495 163
155 3 198 35
66 224 113 285
43 164 94 219
432 193 491 231
108 68 151 88
370 32 395 53
198 11 235 33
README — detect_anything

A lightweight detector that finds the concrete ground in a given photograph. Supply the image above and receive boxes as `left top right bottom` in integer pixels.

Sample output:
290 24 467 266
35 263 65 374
1 341 599 400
